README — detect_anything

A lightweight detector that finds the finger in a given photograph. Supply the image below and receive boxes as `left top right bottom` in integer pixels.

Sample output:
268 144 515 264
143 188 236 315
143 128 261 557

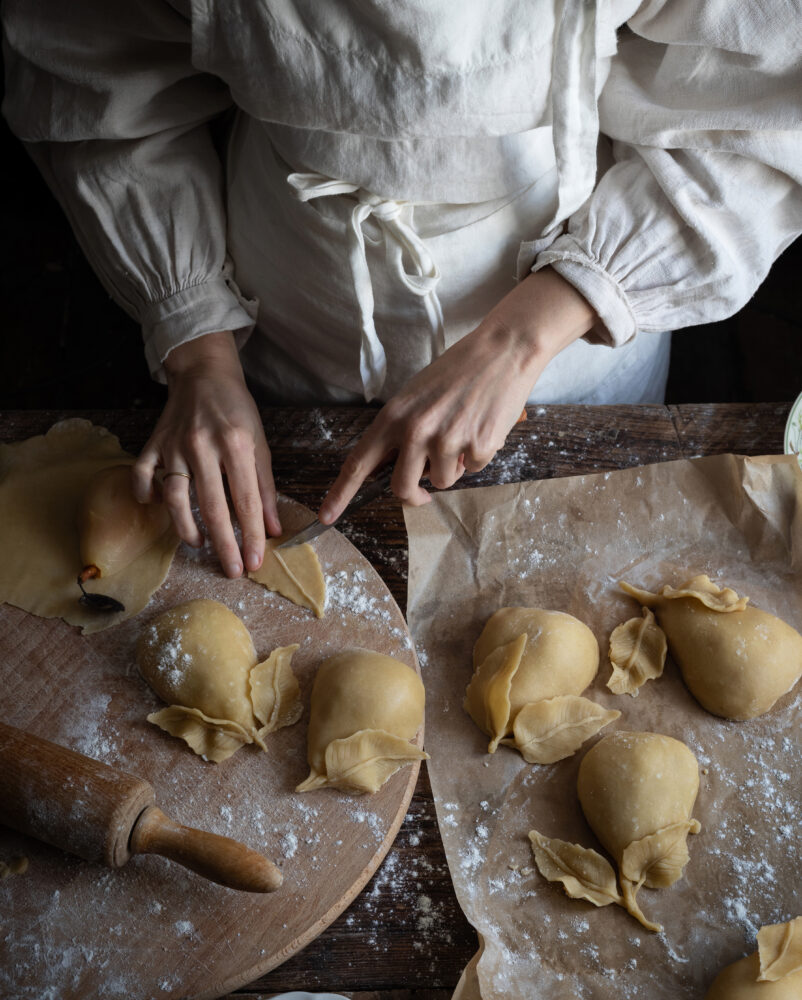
255 441 282 538
160 461 204 548
391 441 431 505
319 433 390 524
224 449 266 574
193 464 243 578
426 448 465 490
462 446 497 474
131 443 162 504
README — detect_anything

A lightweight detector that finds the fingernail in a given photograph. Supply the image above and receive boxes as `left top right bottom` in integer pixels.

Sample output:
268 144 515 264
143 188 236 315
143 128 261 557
225 560 243 578
318 505 334 525
245 548 263 572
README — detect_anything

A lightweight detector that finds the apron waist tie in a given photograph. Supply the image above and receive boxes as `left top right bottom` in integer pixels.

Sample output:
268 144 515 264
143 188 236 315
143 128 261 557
287 171 446 402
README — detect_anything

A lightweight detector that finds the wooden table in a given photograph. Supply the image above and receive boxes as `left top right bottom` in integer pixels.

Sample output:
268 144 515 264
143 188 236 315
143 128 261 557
0 402 793 1000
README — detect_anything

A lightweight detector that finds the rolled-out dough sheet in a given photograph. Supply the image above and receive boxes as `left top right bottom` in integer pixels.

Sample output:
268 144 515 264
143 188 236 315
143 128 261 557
0 419 178 634
405 453 802 1000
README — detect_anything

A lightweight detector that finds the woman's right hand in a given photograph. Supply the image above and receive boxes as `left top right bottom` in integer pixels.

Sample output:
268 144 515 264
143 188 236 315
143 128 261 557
131 331 281 578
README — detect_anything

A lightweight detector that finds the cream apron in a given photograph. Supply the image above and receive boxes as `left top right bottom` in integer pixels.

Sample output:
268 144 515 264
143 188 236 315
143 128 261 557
214 1 670 406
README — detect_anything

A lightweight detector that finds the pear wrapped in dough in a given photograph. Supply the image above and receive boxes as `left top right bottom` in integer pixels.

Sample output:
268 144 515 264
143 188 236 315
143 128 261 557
705 917 802 998
78 464 173 583
577 730 701 931
138 599 302 762
620 574 802 719
465 608 616 762
297 648 428 795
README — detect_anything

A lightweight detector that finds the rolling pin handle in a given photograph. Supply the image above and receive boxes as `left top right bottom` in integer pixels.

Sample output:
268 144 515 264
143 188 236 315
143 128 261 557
129 805 283 893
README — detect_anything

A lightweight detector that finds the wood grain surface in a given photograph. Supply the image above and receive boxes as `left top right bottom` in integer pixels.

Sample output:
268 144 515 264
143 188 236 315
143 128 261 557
0 402 792 999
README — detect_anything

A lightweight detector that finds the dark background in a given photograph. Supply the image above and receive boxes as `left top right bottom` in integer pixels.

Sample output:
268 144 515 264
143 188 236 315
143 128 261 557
2 109 800 411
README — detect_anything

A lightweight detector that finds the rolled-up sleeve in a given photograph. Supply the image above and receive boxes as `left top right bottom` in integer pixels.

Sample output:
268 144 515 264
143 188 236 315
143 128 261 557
534 0 802 346
2 0 257 380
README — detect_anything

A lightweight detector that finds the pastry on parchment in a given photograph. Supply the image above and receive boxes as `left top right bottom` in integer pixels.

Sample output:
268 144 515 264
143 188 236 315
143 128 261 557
297 648 427 795
620 574 802 719
465 607 618 763
138 598 302 762
530 730 701 933
705 916 802 998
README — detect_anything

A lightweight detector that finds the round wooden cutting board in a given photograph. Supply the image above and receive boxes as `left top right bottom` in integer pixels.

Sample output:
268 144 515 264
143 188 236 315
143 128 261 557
0 499 422 1000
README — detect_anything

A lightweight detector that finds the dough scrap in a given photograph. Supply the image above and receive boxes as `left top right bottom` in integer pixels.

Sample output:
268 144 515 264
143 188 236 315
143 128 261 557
620 574 802 719
577 730 701 932
465 608 602 759
138 598 302 762
249 535 326 617
607 607 667 697
504 696 620 764
704 918 802 998
297 648 428 795
0 420 179 633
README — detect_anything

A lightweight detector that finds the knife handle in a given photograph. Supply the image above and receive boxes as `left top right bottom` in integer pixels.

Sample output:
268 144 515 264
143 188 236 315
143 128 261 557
342 466 395 513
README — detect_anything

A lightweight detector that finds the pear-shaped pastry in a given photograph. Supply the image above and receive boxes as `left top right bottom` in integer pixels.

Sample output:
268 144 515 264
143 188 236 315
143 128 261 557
465 608 613 761
138 599 302 762
78 464 173 583
705 917 802 998
620 575 802 719
577 730 701 931
297 648 428 795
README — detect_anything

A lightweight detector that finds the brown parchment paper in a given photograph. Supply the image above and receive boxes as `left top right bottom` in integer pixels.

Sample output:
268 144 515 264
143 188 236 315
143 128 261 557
404 453 802 1000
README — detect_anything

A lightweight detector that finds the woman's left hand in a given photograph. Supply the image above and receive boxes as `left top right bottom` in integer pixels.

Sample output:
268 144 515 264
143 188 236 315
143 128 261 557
318 267 600 522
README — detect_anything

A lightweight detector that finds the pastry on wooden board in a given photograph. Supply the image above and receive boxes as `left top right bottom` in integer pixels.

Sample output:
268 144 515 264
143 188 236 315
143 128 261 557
297 647 428 795
138 598 302 762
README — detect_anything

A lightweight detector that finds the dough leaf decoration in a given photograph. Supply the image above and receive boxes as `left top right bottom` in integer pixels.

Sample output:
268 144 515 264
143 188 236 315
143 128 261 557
504 695 620 764
146 706 253 763
464 633 527 753
249 537 326 617
620 819 702 890
297 729 429 794
757 916 802 982
607 607 667 696
250 643 304 737
528 830 622 908
620 574 749 613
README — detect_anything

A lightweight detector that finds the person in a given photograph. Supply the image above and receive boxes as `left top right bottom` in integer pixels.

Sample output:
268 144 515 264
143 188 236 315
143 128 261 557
3 0 801 578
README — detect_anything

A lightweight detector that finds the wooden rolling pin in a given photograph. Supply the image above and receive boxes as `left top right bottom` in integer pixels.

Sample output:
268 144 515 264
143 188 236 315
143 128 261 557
0 720 282 892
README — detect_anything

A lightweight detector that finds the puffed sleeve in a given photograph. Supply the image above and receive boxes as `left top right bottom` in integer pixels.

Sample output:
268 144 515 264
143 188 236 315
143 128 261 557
534 0 802 345
1 0 257 380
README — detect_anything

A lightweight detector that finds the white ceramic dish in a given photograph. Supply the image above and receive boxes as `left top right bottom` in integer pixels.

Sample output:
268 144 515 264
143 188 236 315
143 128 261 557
785 390 802 469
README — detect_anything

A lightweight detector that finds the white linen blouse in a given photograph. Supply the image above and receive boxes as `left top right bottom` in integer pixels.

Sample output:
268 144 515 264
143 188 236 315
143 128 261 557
3 0 801 404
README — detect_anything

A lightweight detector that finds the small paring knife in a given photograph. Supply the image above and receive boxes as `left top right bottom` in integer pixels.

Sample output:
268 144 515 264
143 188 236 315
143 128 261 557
278 466 395 549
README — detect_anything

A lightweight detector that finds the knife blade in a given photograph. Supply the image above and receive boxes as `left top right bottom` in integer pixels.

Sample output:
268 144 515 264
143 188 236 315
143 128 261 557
277 465 395 548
